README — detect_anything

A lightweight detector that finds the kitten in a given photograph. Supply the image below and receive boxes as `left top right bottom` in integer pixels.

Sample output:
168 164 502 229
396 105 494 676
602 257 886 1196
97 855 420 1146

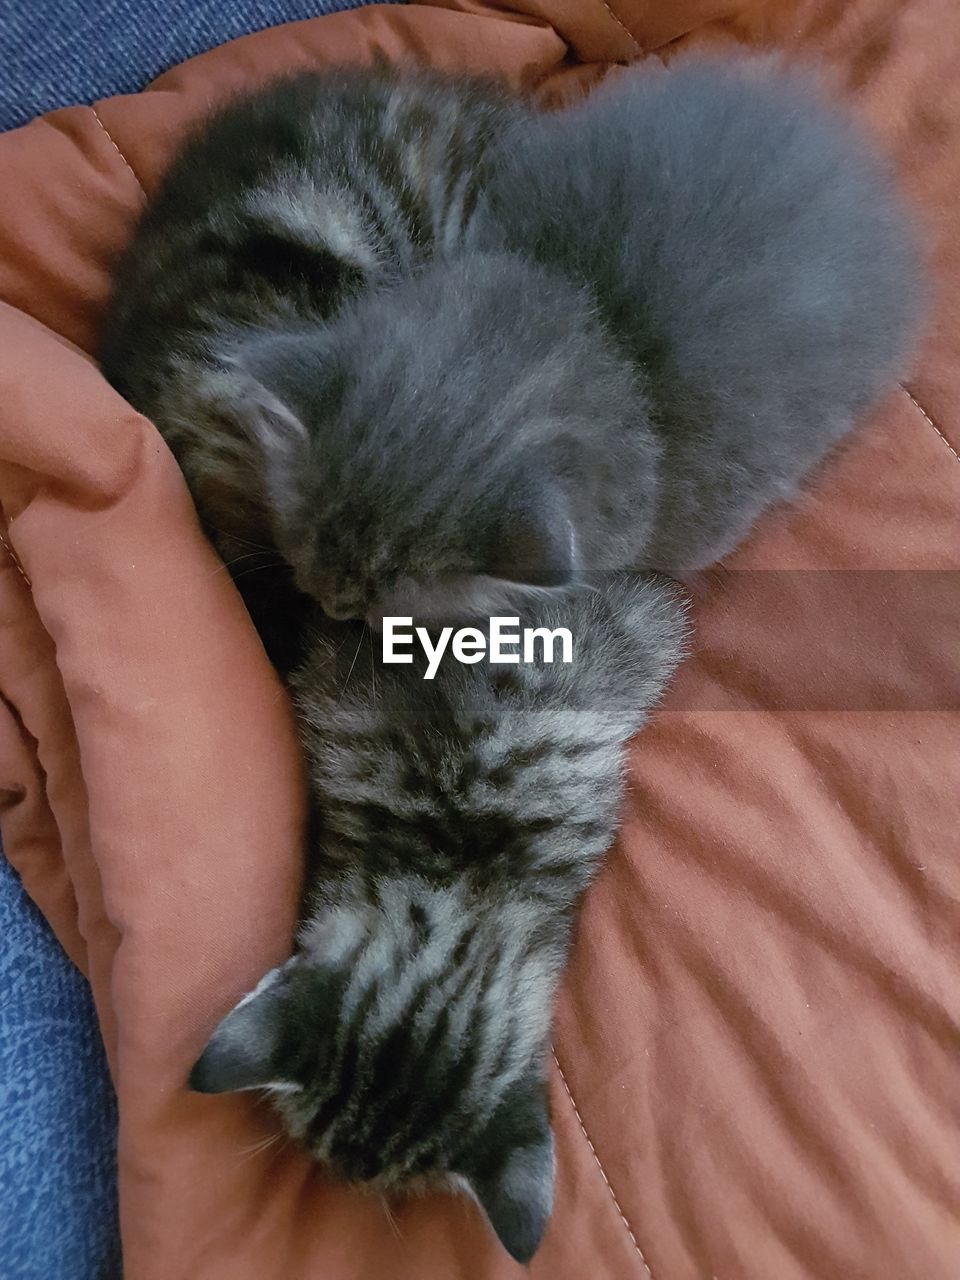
239 40 922 615
102 59 922 641
190 575 687 1262
99 66 530 662
480 55 926 569
228 251 656 630
100 69 687 1261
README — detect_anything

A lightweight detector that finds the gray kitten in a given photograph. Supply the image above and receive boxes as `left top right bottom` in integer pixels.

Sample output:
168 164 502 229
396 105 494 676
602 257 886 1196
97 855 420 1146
480 56 926 569
190 576 686 1262
101 58 922 639
268 56 921 607
231 251 656 630
100 68 686 1262
99 66 530 662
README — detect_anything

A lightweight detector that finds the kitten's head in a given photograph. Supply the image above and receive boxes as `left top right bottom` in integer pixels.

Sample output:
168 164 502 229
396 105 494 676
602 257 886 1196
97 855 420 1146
190 880 562 1263
190 577 687 1262
223 252 650 625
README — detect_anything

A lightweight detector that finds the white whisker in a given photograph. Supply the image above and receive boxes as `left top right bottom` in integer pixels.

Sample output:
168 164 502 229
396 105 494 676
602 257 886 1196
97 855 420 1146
338 626 366 703
236 1127 286 1165
211 550 280 578
380 1195 403 1240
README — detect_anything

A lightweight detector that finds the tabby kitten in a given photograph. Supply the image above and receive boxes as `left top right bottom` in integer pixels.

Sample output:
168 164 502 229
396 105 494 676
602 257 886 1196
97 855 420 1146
190 576 687 1262
229 251 655 631
102 58 922 640
99 66 541 660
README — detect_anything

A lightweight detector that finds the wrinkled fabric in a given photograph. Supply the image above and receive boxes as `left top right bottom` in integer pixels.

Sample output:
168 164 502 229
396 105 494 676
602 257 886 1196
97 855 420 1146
0 3 957 1278
1 8 387 1277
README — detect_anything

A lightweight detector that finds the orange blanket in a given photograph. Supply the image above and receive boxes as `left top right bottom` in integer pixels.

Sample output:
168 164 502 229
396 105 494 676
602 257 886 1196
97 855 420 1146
1 2 958 1277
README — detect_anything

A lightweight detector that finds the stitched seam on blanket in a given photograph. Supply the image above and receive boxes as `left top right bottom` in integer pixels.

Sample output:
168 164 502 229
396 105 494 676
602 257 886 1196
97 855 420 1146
901 384 960 468
0 526 32 589
597 0 643 58
89 107 147 202
552 1047 654 1278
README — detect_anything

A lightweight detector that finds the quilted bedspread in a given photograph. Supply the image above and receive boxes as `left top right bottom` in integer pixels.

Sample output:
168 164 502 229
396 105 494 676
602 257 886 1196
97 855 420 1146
0 2 957 1277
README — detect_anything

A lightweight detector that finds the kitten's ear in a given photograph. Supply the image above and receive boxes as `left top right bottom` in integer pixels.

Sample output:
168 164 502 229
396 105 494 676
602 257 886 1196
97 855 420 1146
231 370 311 525
225 333 321 524
459 1076 555 1264
189 963 298 1095
492 484 578 588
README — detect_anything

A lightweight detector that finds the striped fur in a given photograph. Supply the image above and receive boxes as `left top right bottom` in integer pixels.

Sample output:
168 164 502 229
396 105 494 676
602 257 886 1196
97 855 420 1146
100 59 922 655
99 66 533 664
190 577 686 1260
100 56 923 1259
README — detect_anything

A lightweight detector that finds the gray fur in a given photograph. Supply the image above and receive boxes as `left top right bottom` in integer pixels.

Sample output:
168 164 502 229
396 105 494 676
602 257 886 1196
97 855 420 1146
99 66 526 660
190 576 686 1261
480 55 926 568
100 55 922 1261
101 58 922 642
231 252 657 626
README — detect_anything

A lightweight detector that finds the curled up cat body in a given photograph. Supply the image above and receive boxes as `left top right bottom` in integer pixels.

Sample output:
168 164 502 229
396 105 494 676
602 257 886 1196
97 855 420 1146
101 57 924 638
189 576 687 1261
99 67 532 661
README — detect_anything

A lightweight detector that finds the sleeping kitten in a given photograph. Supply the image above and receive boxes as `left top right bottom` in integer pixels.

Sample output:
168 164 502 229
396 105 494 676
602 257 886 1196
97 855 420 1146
100 70 686 1261
99 66 533 662
102 58 922 641
225 251 656 630
190 575 687 1262
479 55 926 569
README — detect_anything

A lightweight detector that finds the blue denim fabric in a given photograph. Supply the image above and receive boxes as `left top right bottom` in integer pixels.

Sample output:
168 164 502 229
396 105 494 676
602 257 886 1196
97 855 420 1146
1 3 390 1274
1 0 398 132
0 848 121 1280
